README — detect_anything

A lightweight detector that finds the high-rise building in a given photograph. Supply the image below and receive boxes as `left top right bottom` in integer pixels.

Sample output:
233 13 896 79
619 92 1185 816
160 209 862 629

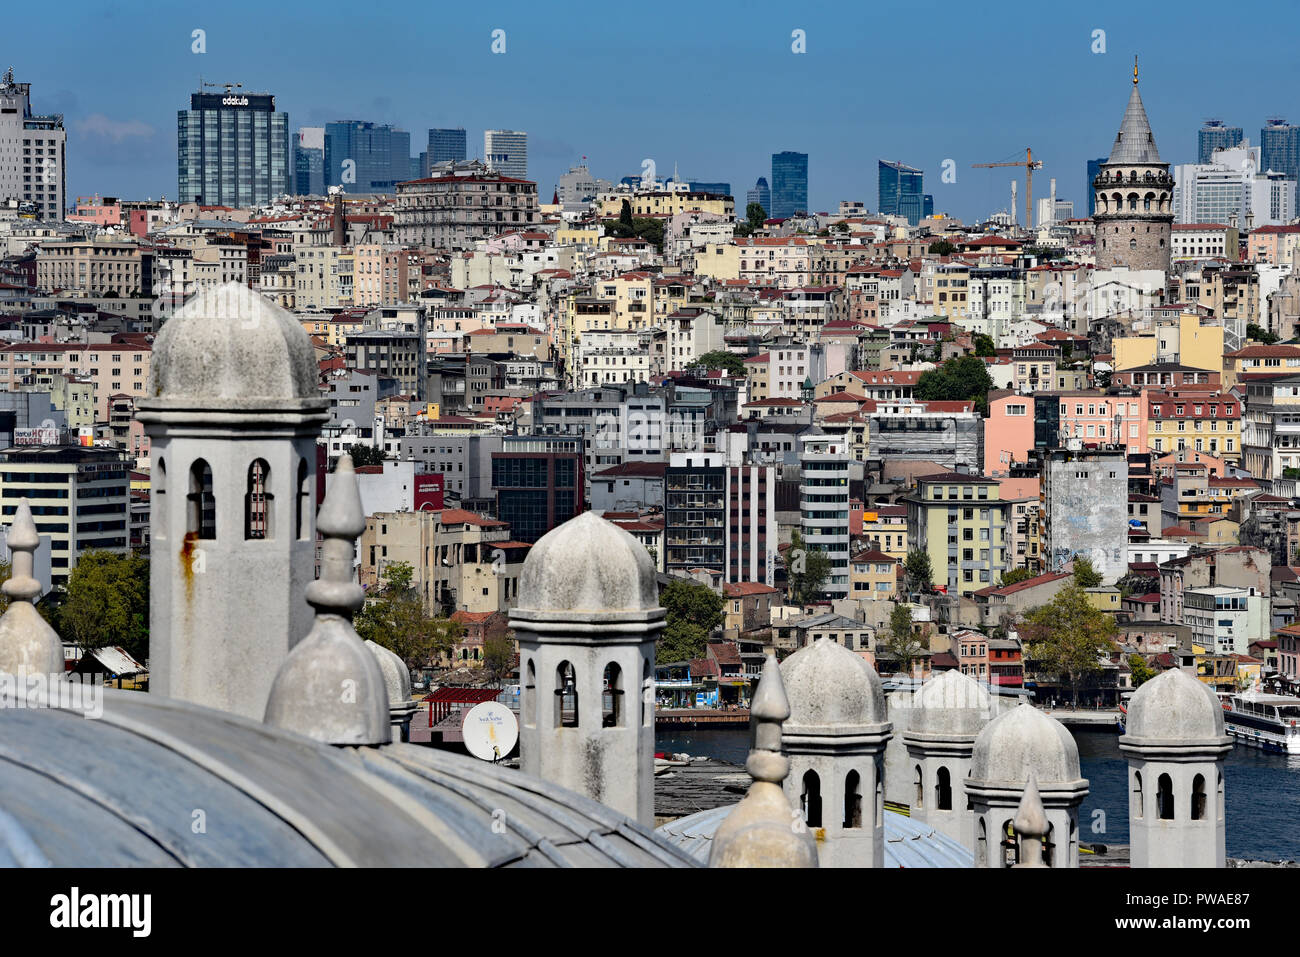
770 152 808 220
798 433 850 598
484 129 528 179
427 128 466 172
746 176 771 217
663 453 777 586
491 435 582 543
1199 120 1243 164
324 121 412 194
0 68 66 222
688 181 731 196
1085 158 1106 217
1261 118 1300 211
878 160 924 225
177 87 290 207
1092 64 1172 273
1172 143 1295 229
293 127 324 196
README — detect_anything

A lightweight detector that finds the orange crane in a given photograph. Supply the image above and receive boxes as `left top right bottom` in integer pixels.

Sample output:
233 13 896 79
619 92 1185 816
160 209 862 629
972 148 1043 230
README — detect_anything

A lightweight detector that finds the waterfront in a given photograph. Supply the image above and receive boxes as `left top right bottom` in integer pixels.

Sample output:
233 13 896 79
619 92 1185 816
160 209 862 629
656 727 1300 861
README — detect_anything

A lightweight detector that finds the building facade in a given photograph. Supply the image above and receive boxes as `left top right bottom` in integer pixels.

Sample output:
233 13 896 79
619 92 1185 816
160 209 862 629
0 68 66 222
484 129 527 179
177 89 291 207
770 152 808 220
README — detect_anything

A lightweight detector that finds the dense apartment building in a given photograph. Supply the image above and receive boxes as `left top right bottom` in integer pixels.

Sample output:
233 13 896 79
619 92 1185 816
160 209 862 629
0 341 151 421
491 435 583 544
35 238 150 298
0 68 66 221
798 433 851 598
394 166 539 250
1041 447 1128 583
664 452 776 587
904 472 1011 597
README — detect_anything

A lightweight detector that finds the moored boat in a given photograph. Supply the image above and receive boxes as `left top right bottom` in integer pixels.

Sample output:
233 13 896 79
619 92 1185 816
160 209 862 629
1223 691 1300 753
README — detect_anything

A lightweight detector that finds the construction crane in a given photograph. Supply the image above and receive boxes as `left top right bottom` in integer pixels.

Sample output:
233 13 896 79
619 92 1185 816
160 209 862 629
972 148 1042 230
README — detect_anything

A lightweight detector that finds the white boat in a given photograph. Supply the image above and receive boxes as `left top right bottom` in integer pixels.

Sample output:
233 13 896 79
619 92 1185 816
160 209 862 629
1223 691 1300 753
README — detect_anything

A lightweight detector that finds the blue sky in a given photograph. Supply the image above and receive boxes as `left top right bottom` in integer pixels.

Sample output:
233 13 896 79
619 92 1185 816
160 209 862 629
13 0 1300 221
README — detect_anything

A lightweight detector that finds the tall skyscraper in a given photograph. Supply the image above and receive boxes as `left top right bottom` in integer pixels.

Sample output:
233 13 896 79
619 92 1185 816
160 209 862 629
746 176 771 217
177 86 290 207
878 160 924 225
0 68 65 221
427 128 467 172
1261 118 1300 211
323 121 412 194
770 152 808 220
484 129 528 179
1085 158 1106 216
1092 63 1172 273
293 127 324 196
1199 120 1243 164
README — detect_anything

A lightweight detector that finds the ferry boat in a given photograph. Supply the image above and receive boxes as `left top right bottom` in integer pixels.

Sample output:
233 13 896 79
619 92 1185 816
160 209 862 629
1222 691 1300 753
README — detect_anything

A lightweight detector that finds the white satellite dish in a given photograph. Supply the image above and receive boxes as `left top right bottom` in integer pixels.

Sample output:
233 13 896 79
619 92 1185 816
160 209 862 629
461 700 519 762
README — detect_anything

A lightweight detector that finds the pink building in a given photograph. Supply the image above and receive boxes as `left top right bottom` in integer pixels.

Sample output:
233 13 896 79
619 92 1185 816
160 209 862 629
66 196 122 229
984 391 1035 476
1056 390 1148 454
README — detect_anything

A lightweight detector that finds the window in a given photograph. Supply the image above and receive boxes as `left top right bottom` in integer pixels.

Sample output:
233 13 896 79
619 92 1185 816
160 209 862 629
555 660 579 728
187 459 216 540
245 459 272 540
1157 772 1174 820
936 766 952 811
802 770 822 827
602 662 623 727
843 770 863 829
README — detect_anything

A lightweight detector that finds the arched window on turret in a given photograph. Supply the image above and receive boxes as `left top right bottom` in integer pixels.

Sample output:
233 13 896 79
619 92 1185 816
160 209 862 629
1128 194 1139 211
1133 770 1144 819
555 660 578 728
913 764 924 809
155 458 166 541
936 766 953 810
1191 773 1207 820
1044 822 1056 868
1001 818 1017 867
295 457 310 540
523 659 536 728
245 459 272 540
977 818 987 866
1143 193 1153 211
876 760 884 821
601 662 623 727
843 770 862 829
1216 769 1224 822
187 459 215 539
801 770 822 828
642 660 654 728
1157 772 1175 819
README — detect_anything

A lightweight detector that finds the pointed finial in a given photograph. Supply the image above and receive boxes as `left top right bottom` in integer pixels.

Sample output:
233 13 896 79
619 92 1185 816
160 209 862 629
1013 770 1050 868
1133 55 1139 86
0 499 63 678
264 454 389 745
708 654 817 868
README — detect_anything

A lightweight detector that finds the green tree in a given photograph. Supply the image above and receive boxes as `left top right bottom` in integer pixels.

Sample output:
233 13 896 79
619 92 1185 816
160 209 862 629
1071 555 1103 588
1247 322 1279 345
483 631 515 686
904 549 933 592
631 217 665 250
1128 653 1156 688
914 354 995 414
657 580 724 662
687 350 746 378
927 239 957 255
355 561 464 670
619 198 633 230
787 530 832 604
57 550 150 662
346 444 386 467
746 202 767 231
879 603 927 676
1021 583 1118 707
1000 567 1036 586
973 333 996 357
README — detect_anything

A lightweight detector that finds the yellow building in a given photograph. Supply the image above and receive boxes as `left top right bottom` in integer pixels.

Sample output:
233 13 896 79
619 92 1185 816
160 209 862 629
904 473 1011 596
1146 390 1241 462
850 548 900 601
597 190 733 220
861 505 909 561
1084 587 1121 613
556 225 602 248
1112 313 1225 376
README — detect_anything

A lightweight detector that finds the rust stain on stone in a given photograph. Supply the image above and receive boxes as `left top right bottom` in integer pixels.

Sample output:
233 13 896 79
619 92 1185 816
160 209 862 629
180 531 199 603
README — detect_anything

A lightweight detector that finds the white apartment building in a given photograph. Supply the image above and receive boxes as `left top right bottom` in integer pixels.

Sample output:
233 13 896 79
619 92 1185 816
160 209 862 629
1173 144 1295 229
799 432 851 598
0 69 66 222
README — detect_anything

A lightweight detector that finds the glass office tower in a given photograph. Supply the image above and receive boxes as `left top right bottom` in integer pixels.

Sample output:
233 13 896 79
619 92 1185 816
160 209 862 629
878 160 923 225
770 151 808 220
324 121 413 194
177 90 291 207
1261 119 1300 210
427 128 467 172
1198 120 1243 164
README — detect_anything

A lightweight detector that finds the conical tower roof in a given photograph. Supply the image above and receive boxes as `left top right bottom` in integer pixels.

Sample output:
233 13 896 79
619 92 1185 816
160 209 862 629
1106 73 1163 166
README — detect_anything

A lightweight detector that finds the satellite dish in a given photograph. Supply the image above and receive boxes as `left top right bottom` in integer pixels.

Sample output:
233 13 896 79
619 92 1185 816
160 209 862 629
461 700 518 762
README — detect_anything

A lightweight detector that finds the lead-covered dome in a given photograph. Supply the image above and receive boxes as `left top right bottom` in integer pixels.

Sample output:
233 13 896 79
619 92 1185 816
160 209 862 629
1123 668 1227 744
781 637 886 730
146 282 321 404
971 703 1082 787
906 669 994 738
512 511 659 617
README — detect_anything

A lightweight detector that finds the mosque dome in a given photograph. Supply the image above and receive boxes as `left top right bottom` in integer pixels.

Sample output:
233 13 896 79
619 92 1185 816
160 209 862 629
781 637 886 730
970 703 1083 787
906 669 994 739
145 282 321 405
366 639 414 711
511 511 659 619
1122 668 1227 744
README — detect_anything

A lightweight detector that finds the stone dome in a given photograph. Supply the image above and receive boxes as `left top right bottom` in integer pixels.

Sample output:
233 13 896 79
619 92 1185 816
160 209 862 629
781 637 886 730
970 703 1082 787
365 639 413 710
513 511 659 617
1123 668 1227 743
146 282 321 404
906 669 994 738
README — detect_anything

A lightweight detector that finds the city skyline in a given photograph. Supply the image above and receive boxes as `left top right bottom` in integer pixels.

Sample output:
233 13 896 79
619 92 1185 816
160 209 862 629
12 0 1298 219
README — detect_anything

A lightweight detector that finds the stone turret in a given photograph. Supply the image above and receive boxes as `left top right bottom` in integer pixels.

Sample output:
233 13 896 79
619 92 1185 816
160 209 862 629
710 654 818 868
1119 668 1232 867
508 510 663 825
136 282 328 720
780 637 892 867
0 500 61 678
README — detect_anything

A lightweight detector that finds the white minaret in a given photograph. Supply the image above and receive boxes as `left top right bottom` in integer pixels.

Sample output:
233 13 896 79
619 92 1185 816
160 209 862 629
136 283 328 720
508 511 661 825
1011 180 1018 226
902 670 994 847
780 637 892 867
1119 668 1232 867
966 703 1089 868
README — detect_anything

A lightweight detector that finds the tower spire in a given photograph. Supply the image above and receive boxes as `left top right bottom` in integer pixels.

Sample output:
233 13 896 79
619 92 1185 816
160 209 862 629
1133 54 1139 86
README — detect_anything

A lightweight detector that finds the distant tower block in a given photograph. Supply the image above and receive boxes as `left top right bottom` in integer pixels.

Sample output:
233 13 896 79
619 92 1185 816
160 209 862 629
1119 669 1232 868
509 511 663 825
135 283 328 720
780 637 892 867
966 703 1089 868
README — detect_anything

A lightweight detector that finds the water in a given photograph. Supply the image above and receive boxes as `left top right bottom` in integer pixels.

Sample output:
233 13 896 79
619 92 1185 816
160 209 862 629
658 727 1300 861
